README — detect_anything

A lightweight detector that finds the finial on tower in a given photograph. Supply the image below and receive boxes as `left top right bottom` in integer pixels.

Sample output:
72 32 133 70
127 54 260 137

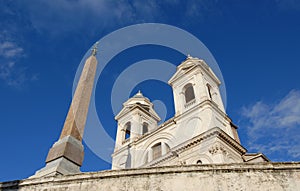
91 42 99 56
134 90 144 98
187 54 192 59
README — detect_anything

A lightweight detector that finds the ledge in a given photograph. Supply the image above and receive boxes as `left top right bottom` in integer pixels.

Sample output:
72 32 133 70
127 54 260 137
1 162 300 189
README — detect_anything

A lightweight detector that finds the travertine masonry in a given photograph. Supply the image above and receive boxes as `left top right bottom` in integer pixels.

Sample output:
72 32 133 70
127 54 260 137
1 162 300 191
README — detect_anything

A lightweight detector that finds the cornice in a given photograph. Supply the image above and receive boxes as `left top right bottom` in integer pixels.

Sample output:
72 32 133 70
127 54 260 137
146 127 246 167
2 162 300 188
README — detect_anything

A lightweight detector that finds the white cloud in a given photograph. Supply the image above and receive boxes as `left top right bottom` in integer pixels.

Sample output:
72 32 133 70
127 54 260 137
19 0 159 35
241 90 300 160
0 37 37 88
0 41 24 58
0 1 41 89
16 0 219 36
16 0 299 39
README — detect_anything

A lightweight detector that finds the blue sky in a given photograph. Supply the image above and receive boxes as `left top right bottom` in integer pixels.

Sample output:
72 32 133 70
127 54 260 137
1 0 300 182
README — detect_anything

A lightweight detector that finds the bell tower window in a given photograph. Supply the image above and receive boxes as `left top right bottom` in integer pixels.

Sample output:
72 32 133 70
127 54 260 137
125 122 131 140
142 122 149 135
207 84 212 100
184 83 195 103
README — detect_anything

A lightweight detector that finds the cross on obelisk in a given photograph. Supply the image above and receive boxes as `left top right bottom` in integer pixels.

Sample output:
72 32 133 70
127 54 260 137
32 43 99 178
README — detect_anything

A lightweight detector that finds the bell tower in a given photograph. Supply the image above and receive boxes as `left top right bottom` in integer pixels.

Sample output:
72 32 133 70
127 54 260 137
112 91 160 169
168 55 236 141
168 55 225 115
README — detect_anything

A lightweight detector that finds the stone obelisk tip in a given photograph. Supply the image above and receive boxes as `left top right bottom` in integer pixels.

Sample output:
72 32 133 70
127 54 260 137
91 42 99 56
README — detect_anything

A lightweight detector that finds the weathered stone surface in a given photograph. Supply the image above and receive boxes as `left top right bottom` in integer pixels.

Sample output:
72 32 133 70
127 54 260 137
32 157 81 178
59 55 98 142
46 136 84 166
2 162 300 191
32 53 98 178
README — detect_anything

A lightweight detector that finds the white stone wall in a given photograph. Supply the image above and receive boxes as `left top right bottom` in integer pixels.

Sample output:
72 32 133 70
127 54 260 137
112 57 243 169
112 57 251 169
113 101 243 169
1 163 300 191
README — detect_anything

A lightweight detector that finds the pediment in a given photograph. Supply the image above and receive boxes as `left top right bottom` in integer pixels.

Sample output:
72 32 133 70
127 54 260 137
115 106 131 120
115 103 161 122
168 61 198 85
168 70 184 85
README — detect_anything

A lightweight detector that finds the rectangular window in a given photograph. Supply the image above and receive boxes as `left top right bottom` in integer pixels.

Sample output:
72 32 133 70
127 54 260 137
152 143 162 160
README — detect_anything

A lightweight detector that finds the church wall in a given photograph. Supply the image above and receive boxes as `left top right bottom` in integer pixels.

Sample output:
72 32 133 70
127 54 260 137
1 162 299 191
113 101 243 169
154 134 244 167
112 57 244 169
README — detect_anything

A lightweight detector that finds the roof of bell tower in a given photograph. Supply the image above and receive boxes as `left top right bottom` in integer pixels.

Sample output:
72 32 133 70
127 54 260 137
125 90 151 106
168 55 221 86
115 91 161 121
133 90 145 98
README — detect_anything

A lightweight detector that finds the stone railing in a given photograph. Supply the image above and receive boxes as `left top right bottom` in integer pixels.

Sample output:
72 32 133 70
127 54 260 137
184 99 196 109
122 138 130 145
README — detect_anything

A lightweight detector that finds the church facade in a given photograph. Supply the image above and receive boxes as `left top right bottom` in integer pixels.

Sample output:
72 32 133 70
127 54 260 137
1 47 299 191
112 55 268 170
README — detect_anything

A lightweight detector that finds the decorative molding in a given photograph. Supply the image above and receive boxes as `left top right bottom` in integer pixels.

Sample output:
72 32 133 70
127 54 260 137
145 127 246 167
184 99 196 109
122 138 130 145
209 143 227 155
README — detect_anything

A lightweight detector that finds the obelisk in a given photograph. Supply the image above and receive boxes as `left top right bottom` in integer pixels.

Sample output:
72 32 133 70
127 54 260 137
32 43 99 178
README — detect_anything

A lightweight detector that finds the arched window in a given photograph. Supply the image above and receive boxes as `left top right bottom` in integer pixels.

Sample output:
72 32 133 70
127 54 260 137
152 143 162 160
142 122 149 135
196 160 202 164
206 84 212 100
184 83 195 103
125 122 131 140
